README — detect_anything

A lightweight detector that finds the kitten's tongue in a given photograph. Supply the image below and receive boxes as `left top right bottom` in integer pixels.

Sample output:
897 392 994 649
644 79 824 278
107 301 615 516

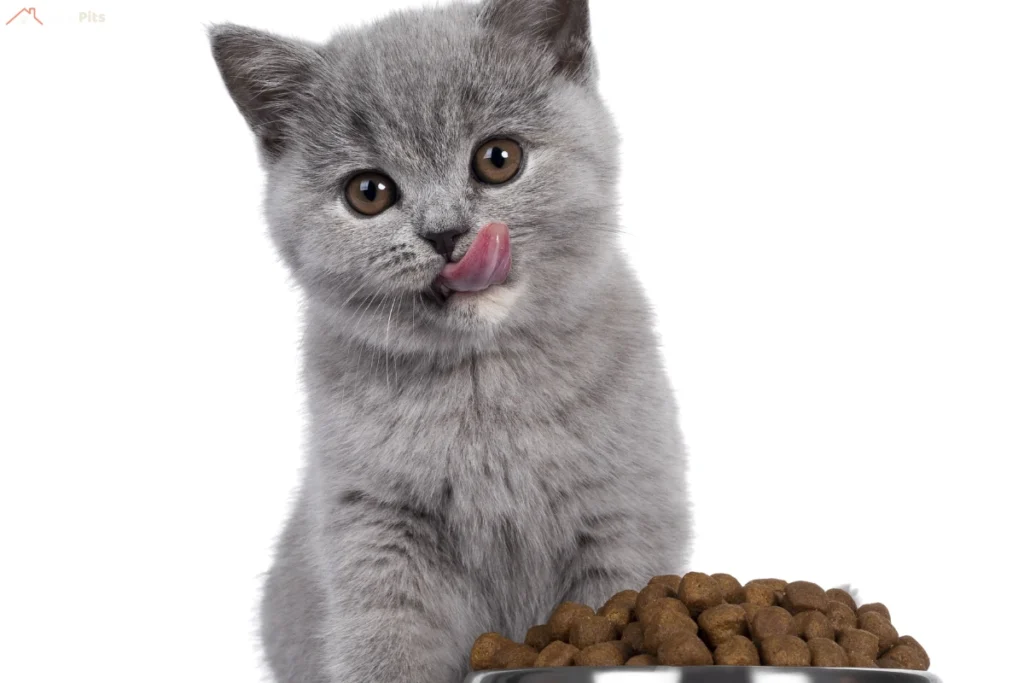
438 222 511 293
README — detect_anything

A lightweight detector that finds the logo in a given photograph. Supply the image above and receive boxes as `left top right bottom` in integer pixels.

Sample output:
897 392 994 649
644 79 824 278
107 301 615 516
6 7 42 25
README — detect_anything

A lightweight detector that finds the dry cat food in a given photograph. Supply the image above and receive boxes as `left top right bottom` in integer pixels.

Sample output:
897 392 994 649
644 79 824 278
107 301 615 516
470 573 930 672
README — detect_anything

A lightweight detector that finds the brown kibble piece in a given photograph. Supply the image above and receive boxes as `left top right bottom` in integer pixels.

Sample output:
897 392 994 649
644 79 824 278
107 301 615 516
857 602 891 621
525 625 553 651
698 603 749 647
642 613 699 655
847 652 879 668
574 641 628 666
714 635 760 665
789 610 834 641
751 606 795 644
646 606 699 636
896 636 930 669
493 644 538 669
711 573 745 604
648 574 682 593
759 635 811 666
626 654 658 666
781 581 828 614
548 602 595 642
638 597 689 629
807 637 849 667
470 633 515 671
826 588 858 613
680 572 725 616
751 578 788 592
599 590 638 615
825 600 858 634
534 641 579 668
879 638 929 671
839 628 880 658
744 582 779 607
634 584 675 622
621 622 644 653
569 615 618 650
601 605 632 635
740 602 762 629
658 631 714 666
859 611 898 653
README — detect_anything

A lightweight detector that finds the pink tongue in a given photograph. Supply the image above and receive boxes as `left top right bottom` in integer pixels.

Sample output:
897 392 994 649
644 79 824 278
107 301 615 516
438 222 511 293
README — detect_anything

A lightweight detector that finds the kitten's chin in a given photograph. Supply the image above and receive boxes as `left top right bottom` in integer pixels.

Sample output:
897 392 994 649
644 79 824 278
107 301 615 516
449 282 524 325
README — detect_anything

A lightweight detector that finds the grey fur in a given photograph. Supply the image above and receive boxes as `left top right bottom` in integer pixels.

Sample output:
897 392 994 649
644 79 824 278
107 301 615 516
209 1 690 681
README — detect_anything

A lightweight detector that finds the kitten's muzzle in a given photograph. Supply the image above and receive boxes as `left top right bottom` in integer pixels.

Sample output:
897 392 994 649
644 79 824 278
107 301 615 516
420 227 469 261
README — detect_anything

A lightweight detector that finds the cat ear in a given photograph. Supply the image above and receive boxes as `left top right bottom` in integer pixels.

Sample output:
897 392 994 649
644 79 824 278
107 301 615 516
479 0 593 84
208 23 322 158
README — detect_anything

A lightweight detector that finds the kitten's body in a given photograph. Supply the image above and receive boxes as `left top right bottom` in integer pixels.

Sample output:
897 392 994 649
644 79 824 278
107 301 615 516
211 2 690 682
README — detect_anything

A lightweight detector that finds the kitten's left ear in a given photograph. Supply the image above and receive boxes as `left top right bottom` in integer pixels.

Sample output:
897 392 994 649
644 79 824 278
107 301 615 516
479 0 593 84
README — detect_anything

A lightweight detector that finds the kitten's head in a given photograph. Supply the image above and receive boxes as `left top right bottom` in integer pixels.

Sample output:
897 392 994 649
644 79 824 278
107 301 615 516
210 0 620 355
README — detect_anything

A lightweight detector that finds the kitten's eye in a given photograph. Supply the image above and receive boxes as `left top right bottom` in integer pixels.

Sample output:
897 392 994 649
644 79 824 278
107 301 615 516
472 138 523 185
344 172 397 216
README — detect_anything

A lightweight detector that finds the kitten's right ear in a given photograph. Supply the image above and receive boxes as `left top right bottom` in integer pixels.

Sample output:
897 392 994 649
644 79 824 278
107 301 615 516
208 23 322 158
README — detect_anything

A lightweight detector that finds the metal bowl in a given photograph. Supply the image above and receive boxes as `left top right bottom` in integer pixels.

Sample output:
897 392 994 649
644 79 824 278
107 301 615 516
466 668 941 683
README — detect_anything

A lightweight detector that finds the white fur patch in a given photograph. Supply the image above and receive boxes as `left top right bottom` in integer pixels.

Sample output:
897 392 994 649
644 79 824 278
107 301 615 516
453 281 524 325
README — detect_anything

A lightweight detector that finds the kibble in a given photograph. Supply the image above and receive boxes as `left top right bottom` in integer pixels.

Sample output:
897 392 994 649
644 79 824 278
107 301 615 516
637 597 689 629
825 600 858 634
711 573 745 604
534 641 578 667
547 602 594 642
621 622 644 653
468 573 931 672
790 610 834 641
807 637 849 667
751 606 795 644
643 618 696 655
859 610 898 653
634 584 675 622
658 631 714 666
714 635 760 665
647 575 682 593
569 615 617 650
878 636 930 671
601 605 632 635
858 602 891 621
470 633 515 671
760 635 811 666
839 628 880 658
574 641 628 666
524 625 553 651
744 581 780 607
826 588 858 613
680 571 725 616
493 643 537 669
698 603 749 647
782 581 829 614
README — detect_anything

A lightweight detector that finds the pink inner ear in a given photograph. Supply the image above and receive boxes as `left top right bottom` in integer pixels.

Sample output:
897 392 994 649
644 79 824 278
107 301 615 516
438 222 511 293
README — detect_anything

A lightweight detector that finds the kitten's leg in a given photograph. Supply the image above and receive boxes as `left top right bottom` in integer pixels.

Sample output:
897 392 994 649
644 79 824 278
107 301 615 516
561 509 686 608
315 490 482 683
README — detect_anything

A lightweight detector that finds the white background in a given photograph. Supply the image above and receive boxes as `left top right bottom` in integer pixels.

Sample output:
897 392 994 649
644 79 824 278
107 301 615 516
1 1 1021 681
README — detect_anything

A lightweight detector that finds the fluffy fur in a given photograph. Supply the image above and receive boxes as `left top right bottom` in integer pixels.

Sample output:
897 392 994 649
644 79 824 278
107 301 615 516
209 1 690 681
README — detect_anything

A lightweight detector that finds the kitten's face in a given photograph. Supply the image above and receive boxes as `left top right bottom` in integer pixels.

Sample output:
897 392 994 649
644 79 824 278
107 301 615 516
212 0 618 353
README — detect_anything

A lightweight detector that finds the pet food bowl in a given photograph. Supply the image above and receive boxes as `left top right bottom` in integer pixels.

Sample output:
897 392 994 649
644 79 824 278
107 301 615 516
465 668 941 683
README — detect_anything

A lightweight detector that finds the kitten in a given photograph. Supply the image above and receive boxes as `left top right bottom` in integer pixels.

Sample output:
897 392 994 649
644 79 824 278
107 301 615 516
209 1 690 681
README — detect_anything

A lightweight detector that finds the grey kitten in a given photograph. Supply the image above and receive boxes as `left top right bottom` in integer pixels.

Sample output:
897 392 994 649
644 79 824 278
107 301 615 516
209 1 690 681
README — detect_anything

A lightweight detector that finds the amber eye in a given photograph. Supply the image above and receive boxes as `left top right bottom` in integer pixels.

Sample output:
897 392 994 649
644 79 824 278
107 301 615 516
344 172 398 216
472 138 523 185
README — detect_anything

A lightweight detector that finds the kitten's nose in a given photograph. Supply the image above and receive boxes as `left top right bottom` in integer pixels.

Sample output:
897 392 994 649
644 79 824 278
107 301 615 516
421 227 468 260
